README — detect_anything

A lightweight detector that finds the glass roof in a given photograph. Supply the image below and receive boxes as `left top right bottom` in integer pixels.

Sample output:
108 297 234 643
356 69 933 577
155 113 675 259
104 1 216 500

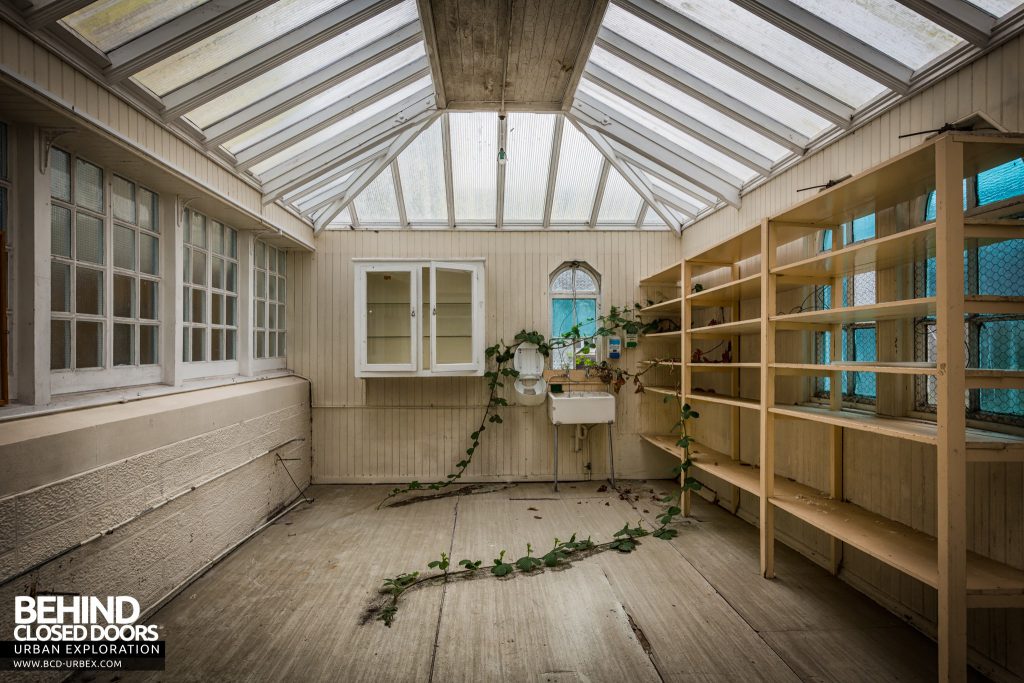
30 0 1024 234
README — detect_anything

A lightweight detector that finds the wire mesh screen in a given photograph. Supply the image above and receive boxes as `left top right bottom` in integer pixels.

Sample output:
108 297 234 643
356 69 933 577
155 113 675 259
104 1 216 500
913 239 1024 425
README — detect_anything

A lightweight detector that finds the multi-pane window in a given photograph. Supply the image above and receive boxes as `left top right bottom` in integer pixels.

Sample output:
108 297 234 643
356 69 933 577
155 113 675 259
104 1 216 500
182 209 237 362
50 150 162 375
814 214 877 402
50 149 107 370
915 157 1024 425
550 262 600 370
112 175 160 366
253 240 286 359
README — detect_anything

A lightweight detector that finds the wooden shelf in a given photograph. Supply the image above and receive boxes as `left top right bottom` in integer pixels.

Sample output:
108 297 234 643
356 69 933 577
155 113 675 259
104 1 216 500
772 362 937 376
643 330 681 339
965 369 1024 389
644 386 681 399
686 392 760 411
773 223 935 279
771 482 1024 602
641 435 760 496
640 360 681 368
687 224 763 272
772 298 935 327
688 318 761 338
640 261 682 285
691 362 759 372
638 298 682 316
688 273 760 306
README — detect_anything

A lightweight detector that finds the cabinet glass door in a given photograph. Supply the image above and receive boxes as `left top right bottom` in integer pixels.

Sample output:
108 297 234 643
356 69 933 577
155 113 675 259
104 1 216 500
362 265 417 372
430 262 481 373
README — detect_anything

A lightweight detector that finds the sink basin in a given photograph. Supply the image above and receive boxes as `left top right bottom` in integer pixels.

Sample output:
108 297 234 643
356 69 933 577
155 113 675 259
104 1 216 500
547 391 616 425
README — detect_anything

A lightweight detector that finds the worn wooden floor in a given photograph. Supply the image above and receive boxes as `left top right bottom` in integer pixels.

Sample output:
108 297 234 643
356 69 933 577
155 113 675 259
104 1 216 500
79 481 964 682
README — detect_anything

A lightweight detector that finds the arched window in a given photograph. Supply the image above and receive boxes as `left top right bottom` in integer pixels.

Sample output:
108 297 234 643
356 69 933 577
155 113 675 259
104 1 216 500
550 262 600 370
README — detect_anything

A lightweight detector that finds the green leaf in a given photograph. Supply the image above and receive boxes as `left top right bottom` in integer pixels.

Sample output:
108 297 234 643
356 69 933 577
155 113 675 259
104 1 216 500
515 555 542 572
653 528 678 540
491 563 514 577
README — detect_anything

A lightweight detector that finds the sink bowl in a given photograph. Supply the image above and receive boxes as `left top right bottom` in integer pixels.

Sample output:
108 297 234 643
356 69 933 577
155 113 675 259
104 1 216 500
547 391 616 425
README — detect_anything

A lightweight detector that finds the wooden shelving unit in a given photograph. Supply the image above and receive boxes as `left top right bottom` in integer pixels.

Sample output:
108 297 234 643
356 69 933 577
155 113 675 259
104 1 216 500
639 132 1024 680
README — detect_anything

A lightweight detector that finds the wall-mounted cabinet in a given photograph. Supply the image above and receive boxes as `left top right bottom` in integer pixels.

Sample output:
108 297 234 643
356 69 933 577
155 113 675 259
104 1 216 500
354 259 485 377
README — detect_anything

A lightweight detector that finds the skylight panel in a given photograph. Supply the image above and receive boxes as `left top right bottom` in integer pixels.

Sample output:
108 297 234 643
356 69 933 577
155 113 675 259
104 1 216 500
652 0 887 107
787 0 960 69
596 168 643 224
602 7 835 136
133 0 350 96
185 2 420 129
503 114 556 223
247 77 431 177
650 177 706 212
328 206 353 227
450 112 497 223
62 0 208 52
293 171 354 213
220 55 428 152
587 47 790 162
640 206 674 229
550 123 604 223
353 166 401 224
967 0 1021 16
397 119 447 223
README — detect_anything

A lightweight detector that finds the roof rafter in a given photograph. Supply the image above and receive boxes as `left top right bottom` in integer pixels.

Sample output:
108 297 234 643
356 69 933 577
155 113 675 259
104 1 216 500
728 0 912 92
892 0 994 48
597 30 809 151
292 157 380 214
611 142 717 206
573 94 743 207
541 115 565 228
283 145 385 205
234 56 430 169
104 0 280 82
568 116 682 234
160 0 405 119
264 132 393 204
583 64 773 176
314 114 438 232
588 158 611 228
24 0 94 28
614 0 856 126
203 22 421 146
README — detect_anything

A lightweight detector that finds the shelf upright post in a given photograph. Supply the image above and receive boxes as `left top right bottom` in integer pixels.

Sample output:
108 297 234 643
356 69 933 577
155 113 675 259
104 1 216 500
828 224 844 575
681 259 694 516
729 262 742 514
759 218 776 578
934 134 968 682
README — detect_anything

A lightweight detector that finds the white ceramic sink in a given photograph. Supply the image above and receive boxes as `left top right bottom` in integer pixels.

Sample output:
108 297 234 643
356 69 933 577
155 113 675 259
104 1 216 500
547 391 616 425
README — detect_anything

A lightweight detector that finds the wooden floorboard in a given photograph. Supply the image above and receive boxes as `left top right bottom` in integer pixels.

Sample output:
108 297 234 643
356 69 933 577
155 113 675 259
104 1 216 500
78 481 955 682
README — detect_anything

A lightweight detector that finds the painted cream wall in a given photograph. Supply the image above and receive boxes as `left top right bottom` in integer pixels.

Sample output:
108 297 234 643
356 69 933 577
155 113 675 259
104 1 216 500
677 35 1024 681
289 230 684 484
0 376 312 670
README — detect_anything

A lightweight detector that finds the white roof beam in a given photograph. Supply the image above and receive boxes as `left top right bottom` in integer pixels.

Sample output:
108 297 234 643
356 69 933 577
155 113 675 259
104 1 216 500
234 58 430 169
392 163 409 227
652 189 698 219
573 94 743 207
597 30 810 151
611 143 717 206
728 0 912 92
614 0 856 125
160 0 405 119
568 116 682 235
263 134 393 205
293 158 379 214
282 144 385 204
583 65 772 176
24 0 94 28
441 113 455 228
892 0 994 48
589 159 611 228
315 116 435 232
104 0 279 81
259 91 436 198
203 22 421 146
541 116 565 228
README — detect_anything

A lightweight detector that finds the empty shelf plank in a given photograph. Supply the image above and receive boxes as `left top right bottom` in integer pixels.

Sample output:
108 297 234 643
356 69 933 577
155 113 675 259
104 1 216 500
687 224 762 270
643 330 682 339
639 298 682 316
691 362 760 372
688 273 761 306
964 295 1024 315
773 223 936 279
770 404 939 444
644 386 681 398
771 483 1024 599
688 318 761 338
641 434 760 495
772 298 936 327
965 369 1024 389
772 362 937 376
686 392 760 410
640 261 682 285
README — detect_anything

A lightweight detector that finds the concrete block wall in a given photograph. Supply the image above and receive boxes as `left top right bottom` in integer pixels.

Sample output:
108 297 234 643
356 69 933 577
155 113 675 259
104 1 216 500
0 376 311 643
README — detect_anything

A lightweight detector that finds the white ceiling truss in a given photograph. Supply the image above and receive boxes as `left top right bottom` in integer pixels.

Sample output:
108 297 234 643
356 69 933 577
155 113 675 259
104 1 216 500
4 0 1023 234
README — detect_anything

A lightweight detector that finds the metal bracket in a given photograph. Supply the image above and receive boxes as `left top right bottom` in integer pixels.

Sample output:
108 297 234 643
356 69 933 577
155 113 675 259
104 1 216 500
38 127 76 173
177 195 203 226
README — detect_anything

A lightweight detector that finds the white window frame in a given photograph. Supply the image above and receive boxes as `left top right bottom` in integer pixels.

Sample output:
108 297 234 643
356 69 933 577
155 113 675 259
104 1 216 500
252 239 288 372
549 261 601 370
49 148 162 395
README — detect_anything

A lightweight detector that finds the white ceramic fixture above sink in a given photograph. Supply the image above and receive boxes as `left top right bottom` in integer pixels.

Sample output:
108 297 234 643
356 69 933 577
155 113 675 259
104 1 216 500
547 391 616 425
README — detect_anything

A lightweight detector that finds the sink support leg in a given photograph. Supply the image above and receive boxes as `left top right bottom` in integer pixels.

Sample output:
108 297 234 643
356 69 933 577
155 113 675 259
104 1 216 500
607 422 616 487
553 425 559 492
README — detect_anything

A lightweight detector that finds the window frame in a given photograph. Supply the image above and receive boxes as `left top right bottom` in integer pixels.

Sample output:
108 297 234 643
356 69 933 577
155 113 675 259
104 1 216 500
253 239 288 368
49 147 163 395
0 120 12 404
549 261 602 371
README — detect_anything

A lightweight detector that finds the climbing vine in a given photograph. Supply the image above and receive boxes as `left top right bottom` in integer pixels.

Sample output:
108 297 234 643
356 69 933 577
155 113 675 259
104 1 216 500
376 305 670 509
367 399 704 627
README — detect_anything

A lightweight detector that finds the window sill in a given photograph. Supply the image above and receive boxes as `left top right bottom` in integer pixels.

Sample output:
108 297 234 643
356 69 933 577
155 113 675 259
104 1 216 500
0 369 299 423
